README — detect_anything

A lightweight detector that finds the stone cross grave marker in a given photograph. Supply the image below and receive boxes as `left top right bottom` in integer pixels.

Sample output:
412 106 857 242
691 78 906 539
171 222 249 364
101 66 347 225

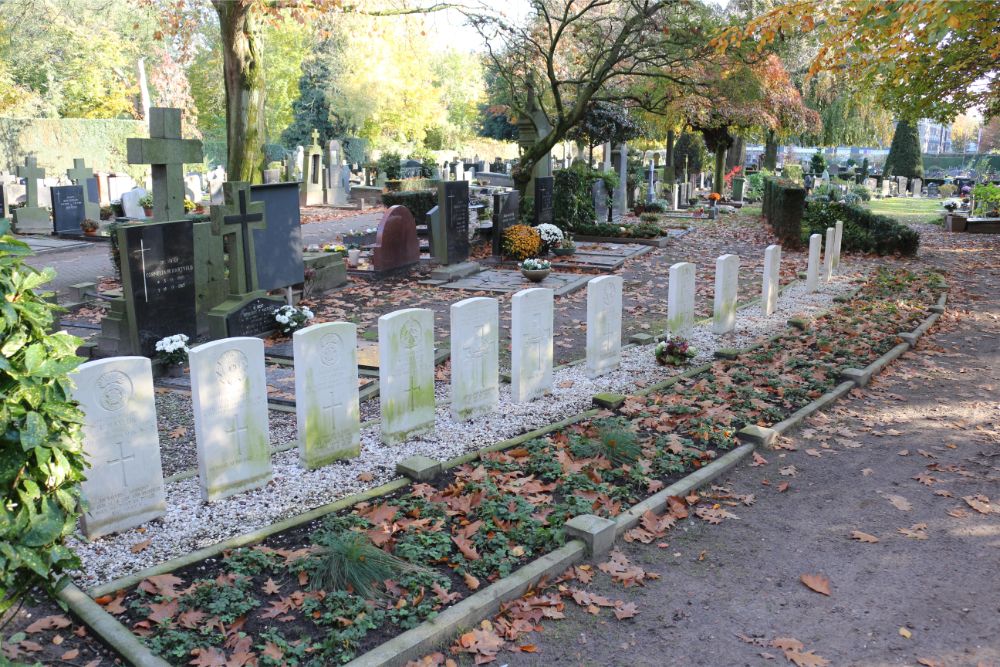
51 185 86 235
832 220 844 270
667 262 696 336
190 337 273 502
379 308 436 444
823 227 835 282
586 275 622 378
373 205 420 273
534 176 554 226
450 296 499 420
492 190 520 257
119 219 197 355
66 158 100 222
806 234 821 292
325 140 347 205
127 107 203 223
72 357 166 539
761 245 781 315
511 287 554 402
433 181 470 265
13 156 49 232
301 129 324 206
293 321 361 469
713 254 740 334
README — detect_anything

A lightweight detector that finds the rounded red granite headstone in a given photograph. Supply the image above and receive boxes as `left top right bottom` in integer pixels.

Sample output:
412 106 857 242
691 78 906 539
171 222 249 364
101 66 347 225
373 205 420 272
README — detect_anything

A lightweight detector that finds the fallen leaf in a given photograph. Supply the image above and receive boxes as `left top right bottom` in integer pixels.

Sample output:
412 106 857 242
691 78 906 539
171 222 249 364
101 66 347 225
167 425 187 439
263 578 280 595
899 627 912 639
130 539 151 554
963 494 992 515
613 602 639 620
933 489 953 498
358 472 374 482
861 468 873 476
779 465 797 477
61 649 79 661
898 524 928 540
778 482 790 493
751 452 768 466
799 574 831 596
886 494 912 511
24 615 72 634
849 531 879 543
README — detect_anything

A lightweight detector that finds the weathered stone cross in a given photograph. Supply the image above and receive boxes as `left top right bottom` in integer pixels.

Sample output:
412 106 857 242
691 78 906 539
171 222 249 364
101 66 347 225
211 181 266 295
127 107 203 222
16 157 44 208
67 158 100 221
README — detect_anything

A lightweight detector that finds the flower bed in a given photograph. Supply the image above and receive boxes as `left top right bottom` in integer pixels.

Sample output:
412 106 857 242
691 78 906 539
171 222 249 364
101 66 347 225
95 268 942 666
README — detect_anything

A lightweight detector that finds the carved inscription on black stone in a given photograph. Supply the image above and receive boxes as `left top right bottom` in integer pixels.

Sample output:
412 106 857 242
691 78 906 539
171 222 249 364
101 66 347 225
441 181 469 264
534 176 554 226
492 190 520 256
226 297 280 337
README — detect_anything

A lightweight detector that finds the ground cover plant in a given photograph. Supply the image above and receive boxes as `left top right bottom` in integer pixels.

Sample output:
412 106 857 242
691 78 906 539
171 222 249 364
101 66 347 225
94 267 942 666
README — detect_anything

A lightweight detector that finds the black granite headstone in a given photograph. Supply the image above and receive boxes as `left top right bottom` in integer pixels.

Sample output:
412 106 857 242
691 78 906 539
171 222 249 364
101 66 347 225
492 190 520 256
435 181 470 264
592 180 609 223
51 185 86 234
927 182 940 197
249 182 304 291
120 220 196 356
225 297 279 337
534 176 554 226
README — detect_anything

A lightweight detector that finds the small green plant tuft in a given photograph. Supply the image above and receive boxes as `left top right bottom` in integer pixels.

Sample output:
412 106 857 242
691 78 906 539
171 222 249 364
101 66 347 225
597 422 642 466
308 532 427 598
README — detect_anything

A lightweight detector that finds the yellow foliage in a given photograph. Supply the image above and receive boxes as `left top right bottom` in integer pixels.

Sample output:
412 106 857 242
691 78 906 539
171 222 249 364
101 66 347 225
501 225 542 261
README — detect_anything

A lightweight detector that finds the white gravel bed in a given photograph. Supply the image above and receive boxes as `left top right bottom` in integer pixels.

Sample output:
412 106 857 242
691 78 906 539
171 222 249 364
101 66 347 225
69 268 864 588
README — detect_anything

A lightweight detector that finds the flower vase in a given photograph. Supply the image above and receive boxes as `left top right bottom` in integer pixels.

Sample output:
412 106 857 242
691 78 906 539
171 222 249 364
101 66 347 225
165 363 184 378
347 249 361 267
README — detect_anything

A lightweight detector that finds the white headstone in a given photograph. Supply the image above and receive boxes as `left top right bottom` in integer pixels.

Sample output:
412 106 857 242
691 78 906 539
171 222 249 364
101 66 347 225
184 173 202 203
823 227 835 283
293 322 361 469
450 297 499 420
897 176 908 196
511 287 554 403
881 179 890 197
712 254 740 334
190 338 272 502
911 177 922 198
107 175 137 203
806 233 822 292
72 357 166 539
121 187 148 220
832 220 844 270
293 147 305 181
379 308 435 443
761 245 781 316
208 167 227 205
586 275 623 377
667 262 696 335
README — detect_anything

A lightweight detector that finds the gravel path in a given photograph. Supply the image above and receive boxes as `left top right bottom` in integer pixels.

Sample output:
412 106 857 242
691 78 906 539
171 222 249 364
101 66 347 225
68 268 862 588
502 225 1000 667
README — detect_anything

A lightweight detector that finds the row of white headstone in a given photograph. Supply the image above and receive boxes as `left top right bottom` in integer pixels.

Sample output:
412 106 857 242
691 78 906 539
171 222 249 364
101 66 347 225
71 228 846 540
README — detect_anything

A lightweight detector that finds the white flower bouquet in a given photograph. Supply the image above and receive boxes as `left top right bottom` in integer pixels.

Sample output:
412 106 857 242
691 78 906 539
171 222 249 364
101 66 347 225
519 258 551 271
155 334 190 366
274 304 315 335
534 223 564 251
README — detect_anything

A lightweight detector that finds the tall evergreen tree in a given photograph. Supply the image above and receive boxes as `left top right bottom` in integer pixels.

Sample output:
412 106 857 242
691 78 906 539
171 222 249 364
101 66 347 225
281 40 351 149
883 120 924 179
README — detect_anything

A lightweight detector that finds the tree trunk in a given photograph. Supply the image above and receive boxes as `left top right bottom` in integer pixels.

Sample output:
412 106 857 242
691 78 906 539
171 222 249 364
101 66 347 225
763 129 778 171
215 0 265 183
725 135 744 172
666 129 675 184
137 58 151 120
713 144 726 196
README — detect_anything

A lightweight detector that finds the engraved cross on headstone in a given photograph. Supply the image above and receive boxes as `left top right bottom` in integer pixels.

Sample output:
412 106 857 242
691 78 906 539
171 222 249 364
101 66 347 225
127 107 203 222
106 441 135 486
320 393 343 434
226 415 250 458
210 181 266 295
16 157 44 208
463 321 492 386
523 313 549 379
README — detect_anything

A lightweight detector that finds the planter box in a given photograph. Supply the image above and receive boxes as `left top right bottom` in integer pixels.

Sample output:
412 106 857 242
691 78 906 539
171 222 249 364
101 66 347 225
303 251 348 296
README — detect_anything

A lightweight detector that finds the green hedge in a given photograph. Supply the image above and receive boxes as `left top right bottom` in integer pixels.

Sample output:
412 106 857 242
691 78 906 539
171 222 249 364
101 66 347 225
803 200 920 256
385 178 439 192
553 164 597 231
572 221 664 239
762 176 806 248
381 190 437 225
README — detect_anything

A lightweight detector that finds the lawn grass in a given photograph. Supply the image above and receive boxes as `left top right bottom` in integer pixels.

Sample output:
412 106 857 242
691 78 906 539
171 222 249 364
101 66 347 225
866 197 944 225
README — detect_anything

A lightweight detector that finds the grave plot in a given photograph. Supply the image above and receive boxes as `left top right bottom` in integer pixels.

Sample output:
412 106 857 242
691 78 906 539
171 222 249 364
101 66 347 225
485 241 653 272
436 267 591 296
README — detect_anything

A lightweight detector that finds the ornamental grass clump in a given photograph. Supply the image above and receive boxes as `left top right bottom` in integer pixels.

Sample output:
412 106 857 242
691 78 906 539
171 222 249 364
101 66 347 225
307 532 427 599
597 423 642 466
502 224 542 260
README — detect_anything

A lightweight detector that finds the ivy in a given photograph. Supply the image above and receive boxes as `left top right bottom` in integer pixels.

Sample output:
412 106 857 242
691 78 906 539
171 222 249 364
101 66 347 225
0 222 86 614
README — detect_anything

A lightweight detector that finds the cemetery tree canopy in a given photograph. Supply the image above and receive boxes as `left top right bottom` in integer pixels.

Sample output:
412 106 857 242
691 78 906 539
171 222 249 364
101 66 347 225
718 0 1000 122
471 0 713 196
883 119 924 180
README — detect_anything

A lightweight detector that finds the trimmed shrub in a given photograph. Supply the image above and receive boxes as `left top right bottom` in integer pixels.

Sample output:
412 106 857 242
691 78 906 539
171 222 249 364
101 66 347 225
802 200 920 256
384 178 439 192
571 221 663 239
380 190 437 226
782 164 803 183
553 164 597 231
883 120 924 179
0 227 86 614
762 176 806 248
376 151 402 180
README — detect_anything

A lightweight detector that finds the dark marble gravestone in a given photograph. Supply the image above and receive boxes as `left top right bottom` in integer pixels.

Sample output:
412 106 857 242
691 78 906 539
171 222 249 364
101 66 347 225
592 180 609 223
432 181 470 265
250 182 304 291
492 190 520 256
373 205 420 272
51 185 86 235
534 176 554 226
225 296 278 337
119 219 197 356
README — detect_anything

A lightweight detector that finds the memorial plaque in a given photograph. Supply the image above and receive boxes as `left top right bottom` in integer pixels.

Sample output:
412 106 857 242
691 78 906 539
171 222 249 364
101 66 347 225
592 180 609 223
534 176 554 226
51 185 87 234
492 190 520 256
120 220 196 356
250 182 304 291
433 181 470 265
225 296 279 337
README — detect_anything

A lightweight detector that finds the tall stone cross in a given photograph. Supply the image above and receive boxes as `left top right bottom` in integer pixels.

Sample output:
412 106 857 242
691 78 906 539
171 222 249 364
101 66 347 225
16 157 44 208
310 128 321 148
211 181 266 296
127 107 203 222
67 158 100 221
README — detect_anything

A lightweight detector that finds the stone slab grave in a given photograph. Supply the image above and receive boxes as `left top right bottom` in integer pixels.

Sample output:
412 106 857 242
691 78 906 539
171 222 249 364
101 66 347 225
250 182 304 291
66 158 101 222
12 156 50 233
72 356 166 539
293 321 361 468
190 337 273 502
511 287 554 403
373 205 420 273
119 219 197 356
586 275 622 378
51 185 87 235
19 236 89 254
549 242 653 271
379 308 436 444
438 268 590 297
450 296 500 420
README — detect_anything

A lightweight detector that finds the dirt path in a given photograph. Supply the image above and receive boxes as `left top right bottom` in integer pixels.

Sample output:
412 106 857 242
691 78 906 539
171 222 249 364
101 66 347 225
503 226 1000 667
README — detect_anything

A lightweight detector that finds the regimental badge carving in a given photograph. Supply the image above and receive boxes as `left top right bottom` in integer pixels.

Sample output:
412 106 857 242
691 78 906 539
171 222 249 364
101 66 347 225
97 370 132 412
215 349 249 386
400 319 422 350
319 333 343 367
